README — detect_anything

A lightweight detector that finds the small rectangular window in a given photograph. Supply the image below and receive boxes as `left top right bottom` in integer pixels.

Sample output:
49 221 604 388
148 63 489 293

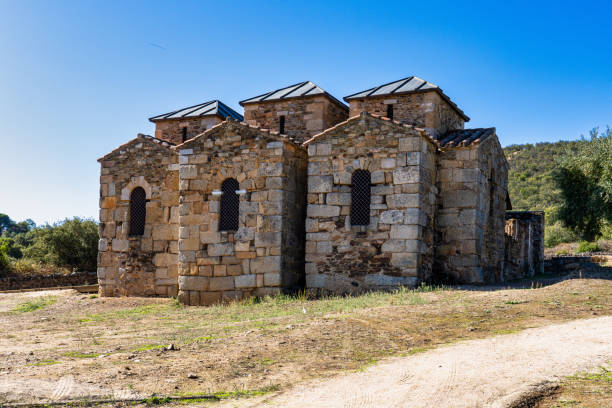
279 116 285 134
386 104 394 121
181 127 187 142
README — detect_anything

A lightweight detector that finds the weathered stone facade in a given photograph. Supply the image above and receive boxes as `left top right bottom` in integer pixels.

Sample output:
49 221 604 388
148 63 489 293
504 211 545 279
242 95 348 144
303 113 437 294
175 120 307 305
98 135 179 297
153 117 223 145
98 76 539 303
434 133 509 283
347 92 466 139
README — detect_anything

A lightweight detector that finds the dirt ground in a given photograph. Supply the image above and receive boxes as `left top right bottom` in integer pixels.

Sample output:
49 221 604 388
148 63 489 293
0 276 610 406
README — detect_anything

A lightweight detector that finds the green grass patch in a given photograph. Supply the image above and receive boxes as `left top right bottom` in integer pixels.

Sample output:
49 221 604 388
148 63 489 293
62 351 99 358
12 296 56 313
504 300 528 305
79 304 168 322
27 359 59 366
132 344 165 352
570 367 612 383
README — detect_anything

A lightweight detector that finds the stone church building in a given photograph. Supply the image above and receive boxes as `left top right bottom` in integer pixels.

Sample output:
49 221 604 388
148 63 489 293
97 77 543 305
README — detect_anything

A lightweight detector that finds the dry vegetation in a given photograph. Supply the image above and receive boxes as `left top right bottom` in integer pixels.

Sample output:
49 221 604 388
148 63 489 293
535 366 612 408
0 275 611 406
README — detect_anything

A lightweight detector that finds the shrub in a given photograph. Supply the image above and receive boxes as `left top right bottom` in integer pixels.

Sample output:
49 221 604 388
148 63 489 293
545 222 579 247
0 241 10 276
576 241 601 254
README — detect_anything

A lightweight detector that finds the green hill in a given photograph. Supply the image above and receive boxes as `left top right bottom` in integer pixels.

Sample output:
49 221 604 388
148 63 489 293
503 141 581 211
503 140 583 247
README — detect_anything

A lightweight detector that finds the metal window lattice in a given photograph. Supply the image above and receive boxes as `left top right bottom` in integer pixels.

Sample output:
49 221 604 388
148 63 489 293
219 178 239 231
129 187 146 236
351 170 371 226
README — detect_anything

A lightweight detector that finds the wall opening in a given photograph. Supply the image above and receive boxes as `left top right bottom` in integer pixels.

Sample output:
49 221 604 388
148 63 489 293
350 170 371 226
279 115 285 134
219 178 239 231
181 127 187 143
386 104 394 121
129 187 147 236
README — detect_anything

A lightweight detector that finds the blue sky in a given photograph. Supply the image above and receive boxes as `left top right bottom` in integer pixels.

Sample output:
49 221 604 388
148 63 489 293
1 0 611 225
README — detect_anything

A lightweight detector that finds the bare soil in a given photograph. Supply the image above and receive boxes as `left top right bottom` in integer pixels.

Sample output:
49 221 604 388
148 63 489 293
0 276 610 406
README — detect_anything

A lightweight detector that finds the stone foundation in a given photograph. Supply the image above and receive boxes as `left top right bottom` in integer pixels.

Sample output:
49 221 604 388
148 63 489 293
504 211 545 279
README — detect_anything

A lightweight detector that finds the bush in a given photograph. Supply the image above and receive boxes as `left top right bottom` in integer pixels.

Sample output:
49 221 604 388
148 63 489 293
0 241 10 276
545 222 579 247
576 241 601 254
23 218 98 271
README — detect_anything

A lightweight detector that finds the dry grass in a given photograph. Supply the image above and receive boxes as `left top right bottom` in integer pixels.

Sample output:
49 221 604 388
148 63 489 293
535 365 612 407
0 277 611 405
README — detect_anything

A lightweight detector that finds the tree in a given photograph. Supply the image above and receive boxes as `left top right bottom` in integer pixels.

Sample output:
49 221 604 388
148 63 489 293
555 127 612 241
23 218 99 271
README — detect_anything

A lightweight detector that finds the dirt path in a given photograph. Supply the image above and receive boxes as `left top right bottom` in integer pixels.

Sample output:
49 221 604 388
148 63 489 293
234 316 612 408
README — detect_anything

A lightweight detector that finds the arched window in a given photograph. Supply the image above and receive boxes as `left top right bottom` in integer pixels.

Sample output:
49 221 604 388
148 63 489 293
351 170 371 226
129 187 146 236
219 178 239 231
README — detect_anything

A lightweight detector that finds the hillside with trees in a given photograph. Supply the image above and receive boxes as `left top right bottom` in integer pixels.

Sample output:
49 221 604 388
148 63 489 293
504 127 611 247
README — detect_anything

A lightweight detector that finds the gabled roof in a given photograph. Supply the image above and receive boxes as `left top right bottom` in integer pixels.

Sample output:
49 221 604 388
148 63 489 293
303 111 433 147
343 76 470 122
174 118 302 150
438 128 495 148
98 134 175 162
239 81 348 110
149 100 243 122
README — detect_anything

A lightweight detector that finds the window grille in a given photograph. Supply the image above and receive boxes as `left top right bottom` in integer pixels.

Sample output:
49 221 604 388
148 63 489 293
351 170 371 226
386 104 394 121
181 127 187 143
279 116 285 134
219 178 239 231
129 187 146 236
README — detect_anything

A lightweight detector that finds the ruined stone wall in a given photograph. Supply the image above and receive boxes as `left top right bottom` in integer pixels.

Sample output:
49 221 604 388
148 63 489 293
243 95 348 144
98 136 179 297
304 113 437 294
504 211 545 279
176 121 307 305
434 134 508 283
347 92 465 138
153 116 223 144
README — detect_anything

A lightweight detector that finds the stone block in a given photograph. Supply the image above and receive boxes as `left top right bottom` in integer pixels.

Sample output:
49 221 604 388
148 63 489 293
179 275 209 291
307 205 340 218
250 256 281 273
179 165 197 180
235 274 256 288
326 192 351 205
381 239 405 252
209 276 235 291
390 253 418 269
392 167 419 184
255 232 282 247
404 208 427 226
387 194 419 209
390 225 419 239
207 242 234 256
379 210 404 224
98 239 108 252
239 201 259 214
264 272 281 286
111 239 129 252
309 176 333 193
364 274 417 287
381 158 396 169
234 227 254 241
200 231 221 244
179 238 199 251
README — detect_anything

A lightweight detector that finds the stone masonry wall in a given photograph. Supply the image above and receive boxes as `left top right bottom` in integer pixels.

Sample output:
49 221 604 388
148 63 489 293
154 116 223 145
304 113 437 294
434 134 509 283
504 211 545 280
176 120 308 305
243 95 348 144
97 136 179 297
348 92 465 139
